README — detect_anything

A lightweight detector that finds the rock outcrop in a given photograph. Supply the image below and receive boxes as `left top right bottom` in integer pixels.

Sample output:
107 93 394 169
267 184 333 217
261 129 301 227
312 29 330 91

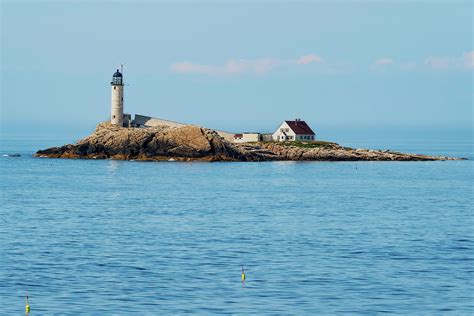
242 142 460 161
36 123 258 161
35 123 462 162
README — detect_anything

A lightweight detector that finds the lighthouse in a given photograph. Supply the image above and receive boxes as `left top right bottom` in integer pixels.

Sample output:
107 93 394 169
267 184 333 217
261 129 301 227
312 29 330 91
110 68 124 126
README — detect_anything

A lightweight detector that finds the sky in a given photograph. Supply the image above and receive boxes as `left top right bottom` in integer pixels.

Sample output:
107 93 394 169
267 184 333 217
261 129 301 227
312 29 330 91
1 0 473 142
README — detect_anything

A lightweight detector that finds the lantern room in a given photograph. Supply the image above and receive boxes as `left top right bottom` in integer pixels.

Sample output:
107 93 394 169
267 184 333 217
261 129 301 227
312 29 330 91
111 69 123 85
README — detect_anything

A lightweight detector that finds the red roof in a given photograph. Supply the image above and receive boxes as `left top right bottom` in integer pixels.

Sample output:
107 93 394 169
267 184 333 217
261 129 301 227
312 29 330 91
285 120 315 135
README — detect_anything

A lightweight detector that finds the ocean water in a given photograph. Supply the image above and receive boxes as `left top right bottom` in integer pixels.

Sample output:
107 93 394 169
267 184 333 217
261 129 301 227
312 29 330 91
0 137 473 315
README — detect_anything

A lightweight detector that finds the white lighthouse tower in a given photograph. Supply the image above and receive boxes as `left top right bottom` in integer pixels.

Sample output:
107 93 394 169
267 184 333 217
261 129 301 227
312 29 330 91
110 68 124 126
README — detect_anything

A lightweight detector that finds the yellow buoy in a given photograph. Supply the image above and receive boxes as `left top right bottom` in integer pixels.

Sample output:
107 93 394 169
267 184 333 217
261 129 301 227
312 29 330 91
241 265 246 283
25 296 30 314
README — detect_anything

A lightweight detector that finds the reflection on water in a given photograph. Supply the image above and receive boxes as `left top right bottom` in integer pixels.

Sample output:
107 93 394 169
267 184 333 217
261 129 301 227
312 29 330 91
107 159 120 173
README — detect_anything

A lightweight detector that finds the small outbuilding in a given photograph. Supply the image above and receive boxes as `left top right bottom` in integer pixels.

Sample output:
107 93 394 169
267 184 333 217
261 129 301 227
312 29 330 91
272 119 316 142
234 133 261 143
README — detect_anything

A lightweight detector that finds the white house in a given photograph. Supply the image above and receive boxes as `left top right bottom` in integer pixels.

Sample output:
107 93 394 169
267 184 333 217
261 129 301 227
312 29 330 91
272 119 316 142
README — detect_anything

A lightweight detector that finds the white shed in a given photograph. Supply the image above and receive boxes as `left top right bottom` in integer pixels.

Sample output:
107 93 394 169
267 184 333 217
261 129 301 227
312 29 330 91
234 133 261 143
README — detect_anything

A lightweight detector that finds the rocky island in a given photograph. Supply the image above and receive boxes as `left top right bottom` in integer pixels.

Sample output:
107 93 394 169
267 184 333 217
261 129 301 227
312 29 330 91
35 123 461 162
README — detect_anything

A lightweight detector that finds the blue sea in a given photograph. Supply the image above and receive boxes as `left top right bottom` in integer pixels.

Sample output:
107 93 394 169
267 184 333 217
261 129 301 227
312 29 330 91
1 136 473 314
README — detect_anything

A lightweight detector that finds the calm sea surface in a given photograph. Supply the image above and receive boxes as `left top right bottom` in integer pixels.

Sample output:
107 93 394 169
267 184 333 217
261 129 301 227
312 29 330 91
1 137 473 314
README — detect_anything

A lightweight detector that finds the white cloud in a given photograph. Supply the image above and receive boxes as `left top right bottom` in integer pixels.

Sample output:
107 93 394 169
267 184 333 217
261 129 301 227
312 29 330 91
171 51 474 76
171 54 324 76
370 52 474 72
171 58 281 76
370 57 396 71
424 56 455 69
463 51 474 69
424 51 474 70
296 54 324 65
374 58 395 66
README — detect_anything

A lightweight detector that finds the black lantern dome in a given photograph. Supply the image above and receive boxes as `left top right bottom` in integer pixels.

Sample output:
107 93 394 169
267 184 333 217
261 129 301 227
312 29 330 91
111 69 123 85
